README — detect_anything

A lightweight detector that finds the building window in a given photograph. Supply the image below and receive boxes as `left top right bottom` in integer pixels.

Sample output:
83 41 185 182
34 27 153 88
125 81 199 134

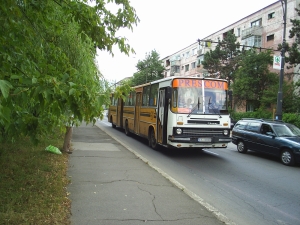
197 55 204 66
172 54 181 61
223 29 234 39
182 66 184 70
191 62 196 69
171 65 180 74
186 51 190 58
246 102 254 112
185 64 189 72
267 34 274 41
251 18 262 27
246 100 259 112
237 28 241 37
268 12 275 19
165 59 170 67
192 48 197 55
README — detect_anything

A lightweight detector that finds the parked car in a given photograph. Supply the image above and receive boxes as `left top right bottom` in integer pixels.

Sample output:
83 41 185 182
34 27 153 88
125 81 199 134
232 118 300 166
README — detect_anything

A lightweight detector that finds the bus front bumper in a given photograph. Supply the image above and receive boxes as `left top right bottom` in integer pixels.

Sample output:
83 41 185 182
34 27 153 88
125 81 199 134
167 136 231 148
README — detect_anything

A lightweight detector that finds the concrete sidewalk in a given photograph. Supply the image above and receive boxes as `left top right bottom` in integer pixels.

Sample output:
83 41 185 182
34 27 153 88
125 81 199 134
67 123 225 225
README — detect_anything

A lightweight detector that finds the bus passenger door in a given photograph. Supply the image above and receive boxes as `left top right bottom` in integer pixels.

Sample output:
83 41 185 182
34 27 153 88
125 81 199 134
117 98 123 128
134 93 142 134
157 88 168 145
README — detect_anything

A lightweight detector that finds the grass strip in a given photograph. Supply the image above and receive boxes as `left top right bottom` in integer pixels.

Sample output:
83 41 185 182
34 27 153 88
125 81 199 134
0 131 70 225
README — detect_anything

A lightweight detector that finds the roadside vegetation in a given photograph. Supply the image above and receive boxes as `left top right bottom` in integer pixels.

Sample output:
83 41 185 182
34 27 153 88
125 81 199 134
0 1 138 224
0 129 70 225
231 111 300 128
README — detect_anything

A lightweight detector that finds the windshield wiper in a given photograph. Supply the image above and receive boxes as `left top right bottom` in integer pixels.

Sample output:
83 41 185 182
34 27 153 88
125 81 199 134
187 97 201 117
208 97 222 118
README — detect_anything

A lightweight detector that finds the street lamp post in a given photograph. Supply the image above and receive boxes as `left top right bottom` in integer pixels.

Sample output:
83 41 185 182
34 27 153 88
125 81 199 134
276 0 287 120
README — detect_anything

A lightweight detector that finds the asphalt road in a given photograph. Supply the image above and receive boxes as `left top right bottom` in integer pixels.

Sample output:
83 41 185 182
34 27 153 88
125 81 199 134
97 117 300 225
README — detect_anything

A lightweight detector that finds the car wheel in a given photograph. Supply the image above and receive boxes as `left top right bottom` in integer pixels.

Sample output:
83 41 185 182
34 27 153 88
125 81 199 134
237 140 248 153
281 149 295 166
149 128 158 150
124 120 130 136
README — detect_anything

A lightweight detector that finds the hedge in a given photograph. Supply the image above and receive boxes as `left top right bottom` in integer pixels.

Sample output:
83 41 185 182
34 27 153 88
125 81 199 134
231 111 300 128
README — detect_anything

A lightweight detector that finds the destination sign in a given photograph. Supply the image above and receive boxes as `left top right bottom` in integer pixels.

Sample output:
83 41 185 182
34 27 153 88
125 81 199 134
172 79 228 90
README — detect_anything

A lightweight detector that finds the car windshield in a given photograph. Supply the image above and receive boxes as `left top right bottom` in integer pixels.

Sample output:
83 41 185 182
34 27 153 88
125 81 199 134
286 124 300 136
273 124 300 137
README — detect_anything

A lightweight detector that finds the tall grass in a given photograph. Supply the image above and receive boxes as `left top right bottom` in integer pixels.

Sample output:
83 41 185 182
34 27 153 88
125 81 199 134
0 131 70 225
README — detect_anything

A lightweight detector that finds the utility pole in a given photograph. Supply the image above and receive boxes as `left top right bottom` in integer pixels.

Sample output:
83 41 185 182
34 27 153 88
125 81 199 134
275 0 287 120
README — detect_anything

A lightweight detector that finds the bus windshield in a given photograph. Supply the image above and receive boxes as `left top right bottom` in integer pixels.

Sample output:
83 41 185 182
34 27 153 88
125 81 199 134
171 79 228 114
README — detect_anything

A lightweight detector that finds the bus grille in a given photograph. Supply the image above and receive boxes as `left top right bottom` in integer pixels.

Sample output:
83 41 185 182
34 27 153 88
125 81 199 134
177 128 225 137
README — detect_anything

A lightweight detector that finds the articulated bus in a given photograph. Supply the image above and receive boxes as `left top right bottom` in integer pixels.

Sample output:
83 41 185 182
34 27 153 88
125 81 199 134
108 76 232 150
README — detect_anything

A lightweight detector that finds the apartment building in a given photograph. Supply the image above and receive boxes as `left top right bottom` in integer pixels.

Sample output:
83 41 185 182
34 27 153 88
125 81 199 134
162 0 300 82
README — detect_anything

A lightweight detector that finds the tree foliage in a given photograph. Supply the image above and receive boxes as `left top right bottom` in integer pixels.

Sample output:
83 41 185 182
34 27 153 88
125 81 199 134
278 4 300 112
130 50 165 86
281 6 300 69
232 50 279 109
202 32 241 86
0 0 139 144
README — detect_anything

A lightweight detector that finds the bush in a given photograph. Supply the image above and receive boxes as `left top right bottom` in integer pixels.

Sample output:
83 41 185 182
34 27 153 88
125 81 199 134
231 109 272 122
283 113 300 127
231 111 300 128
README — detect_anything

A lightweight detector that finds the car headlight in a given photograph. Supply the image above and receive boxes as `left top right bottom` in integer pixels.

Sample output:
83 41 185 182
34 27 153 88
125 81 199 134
176 128 182 135
223 130 229 135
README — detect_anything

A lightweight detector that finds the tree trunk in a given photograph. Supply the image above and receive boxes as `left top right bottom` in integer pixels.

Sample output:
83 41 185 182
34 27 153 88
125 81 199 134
63 126 73 152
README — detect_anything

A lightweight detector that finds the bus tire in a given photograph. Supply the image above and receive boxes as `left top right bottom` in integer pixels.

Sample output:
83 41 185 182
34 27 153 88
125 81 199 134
124 120 130 136
149 128 158 150
111 117 116 128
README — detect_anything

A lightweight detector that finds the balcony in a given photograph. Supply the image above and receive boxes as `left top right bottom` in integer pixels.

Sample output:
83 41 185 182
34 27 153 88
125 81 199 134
170 60 181 66
241 26 263 40
170 72 180 76
170 65 180 76
197 49 204 55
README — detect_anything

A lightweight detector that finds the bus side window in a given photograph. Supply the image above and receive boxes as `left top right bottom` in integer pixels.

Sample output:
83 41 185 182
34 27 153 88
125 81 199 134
131 91 136 106
142 85 150 106
149 83 159 107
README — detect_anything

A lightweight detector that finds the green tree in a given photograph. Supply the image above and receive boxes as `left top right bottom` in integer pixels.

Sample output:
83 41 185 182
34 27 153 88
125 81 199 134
277 5 300 112
202 32 241 86
231 50 278 109
280 6 300 70
0 0 139 149
130 50 165 86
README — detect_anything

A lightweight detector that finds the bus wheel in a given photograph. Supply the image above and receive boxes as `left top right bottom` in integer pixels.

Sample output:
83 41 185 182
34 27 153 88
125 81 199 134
111 117 116 128
124 120 130 136
149 128 158 150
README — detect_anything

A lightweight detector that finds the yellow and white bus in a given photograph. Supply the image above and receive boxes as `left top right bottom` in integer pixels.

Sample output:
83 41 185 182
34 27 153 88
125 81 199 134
108 76 232 150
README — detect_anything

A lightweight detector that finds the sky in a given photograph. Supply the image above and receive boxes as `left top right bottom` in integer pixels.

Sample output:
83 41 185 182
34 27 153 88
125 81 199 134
96 0 279 83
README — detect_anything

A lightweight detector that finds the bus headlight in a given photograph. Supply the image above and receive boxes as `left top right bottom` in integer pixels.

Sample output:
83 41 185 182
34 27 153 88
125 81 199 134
176 128 182 135
223 130 229 135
